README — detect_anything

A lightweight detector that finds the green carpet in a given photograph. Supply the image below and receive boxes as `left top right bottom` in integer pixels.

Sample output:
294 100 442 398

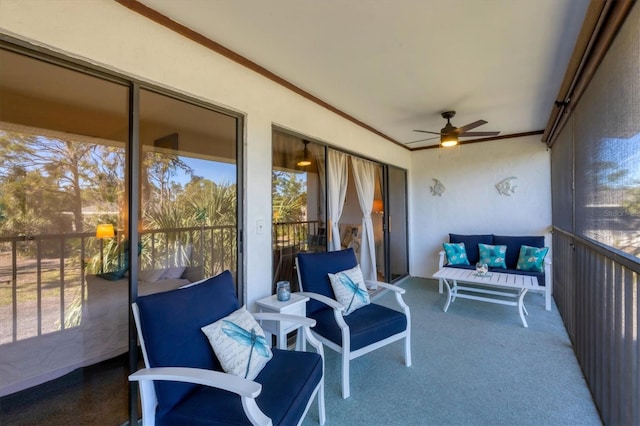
302 277 601 426
1 277 601 425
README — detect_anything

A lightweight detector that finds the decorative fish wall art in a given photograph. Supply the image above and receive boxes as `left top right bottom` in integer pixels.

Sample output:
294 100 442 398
430 178 445 196
495 177 517 196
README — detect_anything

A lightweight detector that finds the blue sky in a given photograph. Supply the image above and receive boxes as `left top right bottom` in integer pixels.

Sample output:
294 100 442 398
176 156 237 185
598 134 640 184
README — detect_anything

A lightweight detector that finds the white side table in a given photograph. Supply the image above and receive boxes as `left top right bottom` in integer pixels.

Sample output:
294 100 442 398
255 293 309 350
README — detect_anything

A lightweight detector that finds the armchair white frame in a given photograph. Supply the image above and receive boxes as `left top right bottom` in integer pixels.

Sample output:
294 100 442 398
296 253 411 399
130 304 326 426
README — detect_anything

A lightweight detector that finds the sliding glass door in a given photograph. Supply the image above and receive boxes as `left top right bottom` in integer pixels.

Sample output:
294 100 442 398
138 89 239 287
0 45 242 425
385 165 409 282
0 48 130 423
271 130 408 286
272 130 326 292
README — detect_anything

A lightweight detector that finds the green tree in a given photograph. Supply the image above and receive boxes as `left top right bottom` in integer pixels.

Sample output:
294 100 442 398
272 171 306 223
0 130 125 235
181 178 237 226
623 181 640 216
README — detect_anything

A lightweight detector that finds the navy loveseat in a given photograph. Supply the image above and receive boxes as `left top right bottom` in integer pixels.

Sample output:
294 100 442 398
438 233 552 310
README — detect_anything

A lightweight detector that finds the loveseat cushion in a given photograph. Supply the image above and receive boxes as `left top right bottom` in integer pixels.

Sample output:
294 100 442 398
135 270 240 416
493 235 544 269
156 349 323 426
309 304 407 351
449 234 493 264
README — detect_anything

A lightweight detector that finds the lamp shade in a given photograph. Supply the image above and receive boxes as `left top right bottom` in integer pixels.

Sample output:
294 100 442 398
372 199 384 213
96 224 115 239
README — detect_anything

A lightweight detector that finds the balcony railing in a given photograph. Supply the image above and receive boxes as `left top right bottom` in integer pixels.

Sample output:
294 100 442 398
272 220 325 292
0 225 236 345
553 227 639 426
272 220 324 250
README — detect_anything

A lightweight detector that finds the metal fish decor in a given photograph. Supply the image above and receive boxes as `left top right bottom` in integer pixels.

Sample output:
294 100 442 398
495 177 517 196
430 178 445 196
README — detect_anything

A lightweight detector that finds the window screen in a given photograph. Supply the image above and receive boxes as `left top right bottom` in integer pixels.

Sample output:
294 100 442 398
551 117 574 233
573 5 640 259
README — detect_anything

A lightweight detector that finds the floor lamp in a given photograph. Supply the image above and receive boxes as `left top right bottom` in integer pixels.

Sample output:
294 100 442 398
96 224 115 273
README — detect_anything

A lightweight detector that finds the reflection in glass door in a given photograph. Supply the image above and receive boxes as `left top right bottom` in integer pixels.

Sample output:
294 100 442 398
0 48 130 423
139 89 239 288
272 130 326 293
385 166 409 282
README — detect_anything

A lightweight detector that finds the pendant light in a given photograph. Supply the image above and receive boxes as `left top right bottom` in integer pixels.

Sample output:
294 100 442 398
296 140 312 167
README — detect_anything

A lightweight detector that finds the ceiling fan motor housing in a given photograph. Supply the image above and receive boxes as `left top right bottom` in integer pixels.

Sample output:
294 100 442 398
441 110 456 120
441 122 456 133
441 110 457 134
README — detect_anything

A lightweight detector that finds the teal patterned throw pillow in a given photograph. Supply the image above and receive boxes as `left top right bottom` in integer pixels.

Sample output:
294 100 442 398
478 243 507 268
201 307 273 380
328 265 370 315
516 245 549 272
443 242 470 266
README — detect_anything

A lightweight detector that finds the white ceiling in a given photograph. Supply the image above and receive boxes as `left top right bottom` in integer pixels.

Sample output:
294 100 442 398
138 0 591 149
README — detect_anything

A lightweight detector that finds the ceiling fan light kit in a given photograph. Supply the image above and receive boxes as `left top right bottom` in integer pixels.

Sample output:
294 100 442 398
440 134 458 147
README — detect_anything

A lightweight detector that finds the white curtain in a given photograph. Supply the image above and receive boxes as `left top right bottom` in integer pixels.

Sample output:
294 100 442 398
327 150 348 251
351 156 377 281
316 154 326 221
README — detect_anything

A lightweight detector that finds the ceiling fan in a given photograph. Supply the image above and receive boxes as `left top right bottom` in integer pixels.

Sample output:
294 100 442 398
409 110 500 147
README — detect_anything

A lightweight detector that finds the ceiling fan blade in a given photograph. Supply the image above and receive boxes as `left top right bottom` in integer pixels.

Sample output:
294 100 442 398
459 131 500 137
406 135 440 144
453 119 488 134
413 130 442 135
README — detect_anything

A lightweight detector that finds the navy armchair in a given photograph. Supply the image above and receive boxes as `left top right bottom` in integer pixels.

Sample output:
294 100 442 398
129 270 325 425
296 248 411 399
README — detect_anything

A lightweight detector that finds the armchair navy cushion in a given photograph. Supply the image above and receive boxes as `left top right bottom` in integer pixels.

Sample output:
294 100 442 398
309 304 407 351
133 270 326 425
296 248 411 399
135 271 239 414
160 349 322 426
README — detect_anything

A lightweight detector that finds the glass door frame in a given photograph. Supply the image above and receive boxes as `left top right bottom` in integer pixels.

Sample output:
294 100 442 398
382 165 409 283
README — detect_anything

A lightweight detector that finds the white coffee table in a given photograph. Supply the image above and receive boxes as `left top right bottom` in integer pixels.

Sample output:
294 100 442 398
433 267 540 328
